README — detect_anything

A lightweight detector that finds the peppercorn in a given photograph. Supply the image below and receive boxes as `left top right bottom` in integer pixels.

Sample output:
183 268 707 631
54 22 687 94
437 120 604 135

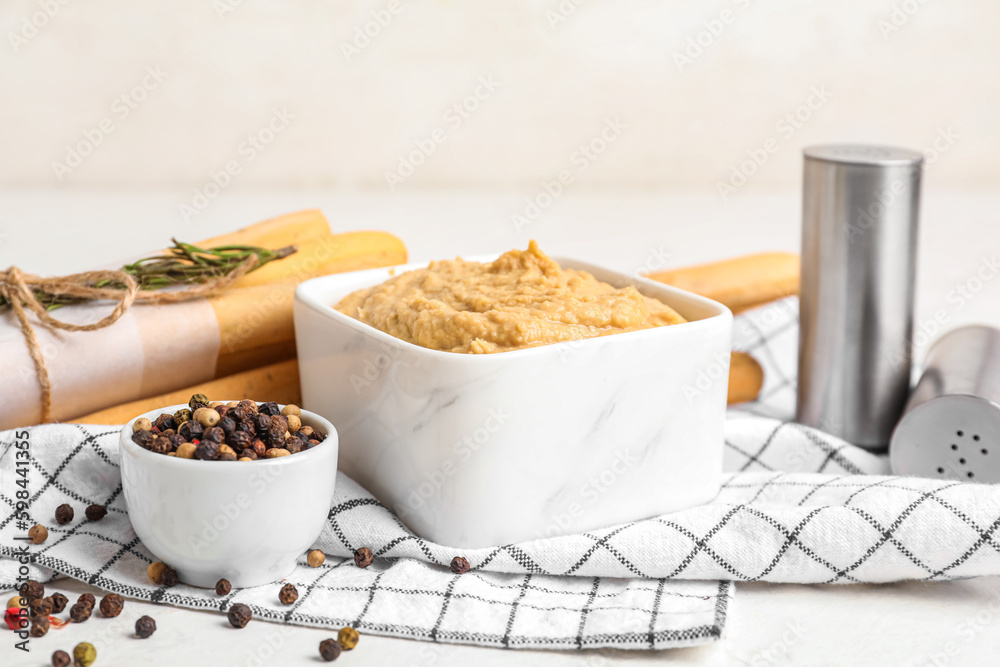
194 407 221 428
189 393 210 411
99 593 124 617
173 408 193 425
69 602 91 622
265 448 290 458
298 425 315 439
319 638 342 661
238 399 258 415
269 415 289 434
259 401 281 416
178 420 204 441
249 439 267 457
219 416 236 434
227 603 252 628
153 413 176 431
281 404 301 417
73 642 97 667
30 597 52 618
30 616 50 637
146 561 167 584
52 649 71 667
86 504 107 521
284 437 303 454
286 414 302 433
168 433 186 450
239 449 258 461
236 417 255 435
161 568 179 587
20 580 44 601
253 413 272 432
29 524 48 544
173 442 195 459
135 614 157 638
6 595 25 609
353 547 374 569
49 592 68 614
226 400 239 408
278 583 298 605
196 440 220 460
160 428 177 438
215 405 229 419
132 429 156 448
450 557 471 574
307 550 326 568
203 426 225 444
215 579 231 596
51 504 74 527
218 444 237 462
150 436 172 455
338 626 360 650
313 429 327 443
209 400 225 409
78 593 95 609
303 439 319 451
267 430 287 449
133 417 152 432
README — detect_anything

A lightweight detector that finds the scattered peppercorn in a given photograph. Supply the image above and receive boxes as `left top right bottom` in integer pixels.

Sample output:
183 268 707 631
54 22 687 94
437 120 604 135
54 504 75 525
85 505 107 521
135 614 157 638
28 524 48 544
307 550 326 568
147 561 167 584
215 579 231 596
227 603 252 628
73 642 97 667
278 583 298 605
70 603 92 622
161 568 180 588
319 638 342 661
338 626 360 650
49 592 68 614
29 597 52 618
30 616 50 637
99 593 124 617
52 649 71 667
20 580 44 601
353 548 374 569
78 593 96 609
450 557 471 574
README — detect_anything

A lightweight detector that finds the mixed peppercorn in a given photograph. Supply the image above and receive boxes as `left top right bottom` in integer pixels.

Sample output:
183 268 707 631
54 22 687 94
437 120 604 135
131 396 327 461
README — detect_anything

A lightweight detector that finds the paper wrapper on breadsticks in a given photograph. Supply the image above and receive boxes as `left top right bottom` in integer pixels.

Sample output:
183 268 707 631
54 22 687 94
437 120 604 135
0 211 407 429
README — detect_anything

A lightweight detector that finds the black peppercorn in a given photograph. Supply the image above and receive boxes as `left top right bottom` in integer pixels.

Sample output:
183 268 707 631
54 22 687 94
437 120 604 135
253 413 272 432
259 401 281 416
78 593 95 609
303 439 319 450
55 503 74 525
30 597 52 618
238 399 258 415
319 638 342 662
49 592 68 614
354 547 374 569
196 440 220 460
168 433 186 450
450 557 471 574
189 393 210 411
85 505 107 521
99 593 124 617
227 603 252 628
52 649 71 667
267 429 286 448
284 437 303 454
153 413 176 432
218 445 237 462
204 426 226 443
278 583 298 605
161 568 179 587
215 579 231 596
20 580 44 601
219 416 236 434
225 431 249 451
150 436 172 454
178 420 204 441
269 415 289 433
249 439 267 457
160 428 177 438
70 602 92 622
239 448 258 460
132 429 156 448
30 616 50 637
298 425 315 439
135 614 157 638
313 428 327 443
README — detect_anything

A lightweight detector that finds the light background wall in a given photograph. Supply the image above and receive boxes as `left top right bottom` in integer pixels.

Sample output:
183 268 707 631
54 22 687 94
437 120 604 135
1 0 998 196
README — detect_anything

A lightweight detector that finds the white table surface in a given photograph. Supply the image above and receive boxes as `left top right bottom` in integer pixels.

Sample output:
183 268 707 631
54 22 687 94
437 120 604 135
3 188 1000 666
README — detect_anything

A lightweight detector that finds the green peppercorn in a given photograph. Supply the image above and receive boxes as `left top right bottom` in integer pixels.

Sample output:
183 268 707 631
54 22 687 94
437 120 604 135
173 408 192 425
338 626 360 650
189 393 210 410
73 642 97 667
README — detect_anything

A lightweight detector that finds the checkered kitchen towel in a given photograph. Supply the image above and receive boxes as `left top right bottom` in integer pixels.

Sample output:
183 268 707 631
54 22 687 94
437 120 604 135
4 297 1000 651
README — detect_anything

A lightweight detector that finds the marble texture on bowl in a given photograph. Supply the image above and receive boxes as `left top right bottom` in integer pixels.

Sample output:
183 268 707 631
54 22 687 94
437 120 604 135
294 257 732 549
119 403 338 588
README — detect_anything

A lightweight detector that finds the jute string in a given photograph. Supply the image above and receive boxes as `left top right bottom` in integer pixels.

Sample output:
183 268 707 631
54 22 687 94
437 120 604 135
0 255 258 424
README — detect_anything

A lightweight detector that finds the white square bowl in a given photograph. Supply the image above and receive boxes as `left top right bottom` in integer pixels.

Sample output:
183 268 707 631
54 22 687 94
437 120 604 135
294 256 733 548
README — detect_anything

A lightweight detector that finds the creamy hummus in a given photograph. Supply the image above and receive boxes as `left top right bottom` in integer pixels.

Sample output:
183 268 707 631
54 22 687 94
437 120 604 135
335 241 686 354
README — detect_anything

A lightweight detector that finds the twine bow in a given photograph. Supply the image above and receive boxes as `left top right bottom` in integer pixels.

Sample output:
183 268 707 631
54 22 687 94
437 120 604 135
0 255 258 424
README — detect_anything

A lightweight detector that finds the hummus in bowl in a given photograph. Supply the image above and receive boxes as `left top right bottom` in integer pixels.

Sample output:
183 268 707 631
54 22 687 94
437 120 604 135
334 241 686 354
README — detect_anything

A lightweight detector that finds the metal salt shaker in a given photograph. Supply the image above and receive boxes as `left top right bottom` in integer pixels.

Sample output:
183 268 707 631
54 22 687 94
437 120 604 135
796 144 923 450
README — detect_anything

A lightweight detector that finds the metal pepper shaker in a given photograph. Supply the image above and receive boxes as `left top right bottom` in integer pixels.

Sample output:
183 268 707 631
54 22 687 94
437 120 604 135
796 144 923 450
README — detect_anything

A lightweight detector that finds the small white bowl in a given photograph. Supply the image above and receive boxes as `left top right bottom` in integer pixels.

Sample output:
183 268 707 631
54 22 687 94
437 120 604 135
294 255 733 549
119 403 338 588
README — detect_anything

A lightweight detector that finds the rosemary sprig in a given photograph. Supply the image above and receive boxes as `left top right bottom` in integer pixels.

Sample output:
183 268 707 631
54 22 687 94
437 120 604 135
1 239 297 311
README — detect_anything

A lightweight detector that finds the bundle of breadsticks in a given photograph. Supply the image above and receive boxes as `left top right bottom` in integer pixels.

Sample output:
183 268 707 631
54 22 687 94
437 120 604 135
0 210 406 429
